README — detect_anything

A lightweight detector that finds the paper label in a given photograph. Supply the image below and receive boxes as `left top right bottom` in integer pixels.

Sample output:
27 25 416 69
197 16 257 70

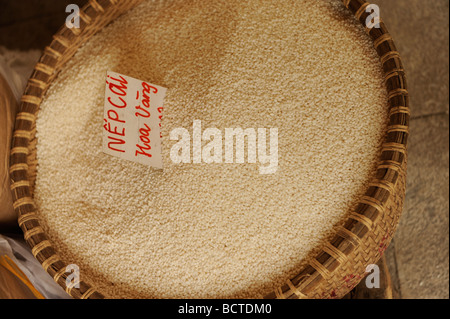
103 71 166 169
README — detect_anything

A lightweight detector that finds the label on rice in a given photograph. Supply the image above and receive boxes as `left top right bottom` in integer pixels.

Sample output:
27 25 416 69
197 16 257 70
103 71 167 169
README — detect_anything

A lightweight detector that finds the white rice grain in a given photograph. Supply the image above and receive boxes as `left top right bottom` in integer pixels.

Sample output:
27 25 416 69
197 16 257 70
35 0 389 299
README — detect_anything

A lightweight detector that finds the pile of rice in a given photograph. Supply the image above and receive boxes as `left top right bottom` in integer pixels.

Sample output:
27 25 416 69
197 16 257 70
35 0 389 299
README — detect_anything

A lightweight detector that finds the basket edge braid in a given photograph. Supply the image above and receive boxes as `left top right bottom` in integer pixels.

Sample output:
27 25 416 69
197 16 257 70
9 0 409 299
9 0 145 300
266 0 409 299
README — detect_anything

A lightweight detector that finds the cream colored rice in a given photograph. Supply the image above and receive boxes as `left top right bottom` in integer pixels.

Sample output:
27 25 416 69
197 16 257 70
35 0 389 299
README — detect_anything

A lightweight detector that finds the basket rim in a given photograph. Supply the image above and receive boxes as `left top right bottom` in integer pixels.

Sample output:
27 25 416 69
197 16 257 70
9 0 409 300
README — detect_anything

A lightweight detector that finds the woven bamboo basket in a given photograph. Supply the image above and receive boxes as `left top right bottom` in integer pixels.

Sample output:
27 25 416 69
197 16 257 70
9 0 409 300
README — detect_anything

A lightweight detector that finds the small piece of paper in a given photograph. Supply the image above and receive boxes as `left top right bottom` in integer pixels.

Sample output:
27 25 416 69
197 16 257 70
103 71 167 169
